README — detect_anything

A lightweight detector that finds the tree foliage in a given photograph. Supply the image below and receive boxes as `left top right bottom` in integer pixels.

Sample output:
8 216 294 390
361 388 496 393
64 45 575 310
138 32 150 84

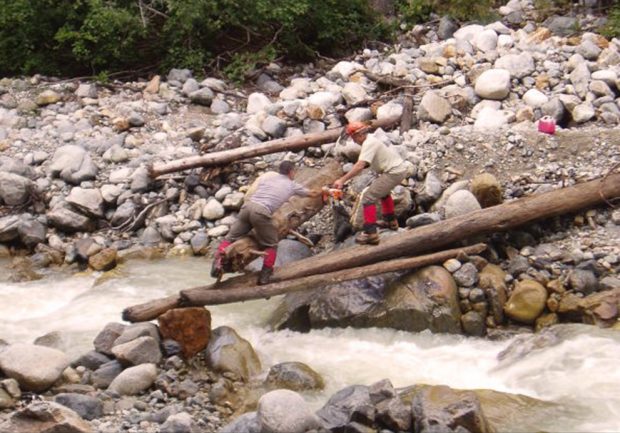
0 0 523 79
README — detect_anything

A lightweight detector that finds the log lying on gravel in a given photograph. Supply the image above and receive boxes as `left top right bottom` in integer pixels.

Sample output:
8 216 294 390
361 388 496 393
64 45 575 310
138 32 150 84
149 117 400 178
122 172 620 322
181 243 486 306
224 160 343 272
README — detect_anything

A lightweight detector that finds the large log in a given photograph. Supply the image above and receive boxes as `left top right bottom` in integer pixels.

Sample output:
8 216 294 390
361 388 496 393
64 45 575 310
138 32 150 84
122 172 620 322
150 117 399 178
181 243 487 306
224 160 343 271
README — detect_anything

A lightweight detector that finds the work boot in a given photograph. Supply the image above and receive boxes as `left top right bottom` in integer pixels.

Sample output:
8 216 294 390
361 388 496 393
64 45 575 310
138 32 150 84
210 255 223 279
377 214 399 231
355 231 380 245
258 266 273 285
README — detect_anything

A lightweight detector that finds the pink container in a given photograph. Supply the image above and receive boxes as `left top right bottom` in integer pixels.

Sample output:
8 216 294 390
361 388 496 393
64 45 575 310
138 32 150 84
538 116 556 134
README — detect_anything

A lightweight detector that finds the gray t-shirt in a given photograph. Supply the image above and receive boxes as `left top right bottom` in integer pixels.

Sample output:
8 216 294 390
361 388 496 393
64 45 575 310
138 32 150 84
249 173 309 214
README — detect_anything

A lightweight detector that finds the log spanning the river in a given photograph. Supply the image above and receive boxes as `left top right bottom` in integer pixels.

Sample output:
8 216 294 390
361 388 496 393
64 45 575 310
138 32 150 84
224 160 343 272
122 172 620 322
180 243 486 306
149 117 400 178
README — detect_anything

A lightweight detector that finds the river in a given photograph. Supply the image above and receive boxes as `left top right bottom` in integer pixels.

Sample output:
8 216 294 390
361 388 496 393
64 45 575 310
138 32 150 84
1 257 619 432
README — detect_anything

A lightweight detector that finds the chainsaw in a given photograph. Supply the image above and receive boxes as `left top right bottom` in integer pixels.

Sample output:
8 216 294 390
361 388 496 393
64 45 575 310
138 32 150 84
322 186 344 203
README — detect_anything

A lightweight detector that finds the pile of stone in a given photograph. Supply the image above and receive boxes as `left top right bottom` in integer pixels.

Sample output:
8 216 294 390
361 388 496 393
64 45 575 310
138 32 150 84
1 0 619 279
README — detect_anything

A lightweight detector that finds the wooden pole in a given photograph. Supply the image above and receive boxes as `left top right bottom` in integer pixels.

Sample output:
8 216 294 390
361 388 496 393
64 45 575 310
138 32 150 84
122 172 620 322
180 243 487 306
150 117 400 178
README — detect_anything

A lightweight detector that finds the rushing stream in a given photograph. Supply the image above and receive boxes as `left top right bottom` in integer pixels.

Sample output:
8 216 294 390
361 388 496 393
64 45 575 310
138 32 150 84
1 257 619 432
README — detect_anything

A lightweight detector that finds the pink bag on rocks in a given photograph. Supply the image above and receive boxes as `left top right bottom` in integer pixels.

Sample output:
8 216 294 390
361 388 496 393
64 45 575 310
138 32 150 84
538 116 556 134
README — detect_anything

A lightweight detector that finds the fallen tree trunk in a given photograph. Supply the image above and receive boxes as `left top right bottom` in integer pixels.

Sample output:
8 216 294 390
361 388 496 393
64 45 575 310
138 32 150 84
181 243 486 306
123 172 620 322
150 117 399 178
224 160 343 272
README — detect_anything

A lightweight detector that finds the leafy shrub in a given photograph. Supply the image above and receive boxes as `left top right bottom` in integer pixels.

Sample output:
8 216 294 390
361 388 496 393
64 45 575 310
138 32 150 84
601 4 620 38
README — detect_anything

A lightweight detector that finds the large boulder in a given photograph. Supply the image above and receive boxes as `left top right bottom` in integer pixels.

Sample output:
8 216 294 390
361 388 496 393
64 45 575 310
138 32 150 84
374 266 462 333
0 344 70 392
0 401 93 433
204 326 261 381
475 69 511 100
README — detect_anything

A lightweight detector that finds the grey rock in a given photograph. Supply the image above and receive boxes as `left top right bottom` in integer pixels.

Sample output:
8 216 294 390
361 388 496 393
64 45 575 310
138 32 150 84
508 255 529 276
219 412 260 433
93 322 126 355
66 187 104 218
49 145 98 184
72 351 111 371
54 393 103 420
444 190 481 219
418 90 452 124
114 322 160 346
317 385 374 430
0 172 32 205
205 326 261 381
111 336 162 366
130 166 151 193
0 215 20 242
461 311 486 337
261 115 287 138
167 68 192 84
453 263 479 287
189 88 214 106
438 16 458 40
568 269 598 294
161 412 200 433
544 16 578 36
406 212 442 228
265 362 324 392
91 360 123 389
141 226 162 246
190 232 210 255
110 200 136 227
17 219 46 247
47 206 96 233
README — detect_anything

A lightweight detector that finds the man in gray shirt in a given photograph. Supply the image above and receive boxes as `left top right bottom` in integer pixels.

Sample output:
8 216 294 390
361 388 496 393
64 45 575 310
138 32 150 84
211 160 319 285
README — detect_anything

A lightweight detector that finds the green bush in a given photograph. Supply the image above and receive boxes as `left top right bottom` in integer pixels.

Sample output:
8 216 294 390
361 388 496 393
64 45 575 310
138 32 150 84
397 0 498 25
601 4 620 38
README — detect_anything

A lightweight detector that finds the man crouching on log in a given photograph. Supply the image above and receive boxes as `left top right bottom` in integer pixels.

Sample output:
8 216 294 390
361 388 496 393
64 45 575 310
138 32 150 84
333 122 412 245
211 160 320 285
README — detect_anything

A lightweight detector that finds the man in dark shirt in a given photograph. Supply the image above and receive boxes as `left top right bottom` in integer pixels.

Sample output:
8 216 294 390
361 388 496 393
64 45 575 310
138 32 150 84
211 160 319 285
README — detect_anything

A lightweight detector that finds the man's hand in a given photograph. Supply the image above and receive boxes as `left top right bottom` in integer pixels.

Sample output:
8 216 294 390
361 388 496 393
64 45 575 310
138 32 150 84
333 178 345 190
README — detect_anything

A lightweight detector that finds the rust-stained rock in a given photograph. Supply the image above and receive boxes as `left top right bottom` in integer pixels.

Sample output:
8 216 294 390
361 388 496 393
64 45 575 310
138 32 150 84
0 400 93 433
479 264 507 325
471 173 503 208
88 248 117 272
158 308 211 359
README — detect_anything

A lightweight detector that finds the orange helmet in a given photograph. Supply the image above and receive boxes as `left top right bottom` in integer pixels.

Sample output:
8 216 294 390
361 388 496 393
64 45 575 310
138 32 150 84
345 122 369 137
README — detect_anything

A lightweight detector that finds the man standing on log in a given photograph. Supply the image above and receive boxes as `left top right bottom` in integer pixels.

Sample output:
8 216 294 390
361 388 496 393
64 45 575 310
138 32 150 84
211 160 319 285
333 122 411 245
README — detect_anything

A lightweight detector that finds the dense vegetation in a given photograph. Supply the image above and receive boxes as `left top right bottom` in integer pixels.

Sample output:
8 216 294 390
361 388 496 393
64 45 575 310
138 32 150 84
0 0 618 80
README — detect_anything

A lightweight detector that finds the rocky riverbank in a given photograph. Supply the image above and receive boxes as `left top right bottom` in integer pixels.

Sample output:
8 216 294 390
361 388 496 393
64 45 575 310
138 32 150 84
1 0 620 431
